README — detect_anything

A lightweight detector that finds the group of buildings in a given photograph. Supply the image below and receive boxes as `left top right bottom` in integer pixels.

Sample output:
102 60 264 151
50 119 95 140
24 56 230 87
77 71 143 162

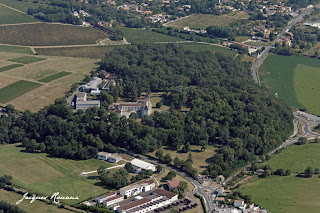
97 152 123 163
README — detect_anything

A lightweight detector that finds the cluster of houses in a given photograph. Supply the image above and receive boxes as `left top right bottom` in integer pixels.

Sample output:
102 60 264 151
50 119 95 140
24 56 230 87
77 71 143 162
147 14 171 23
97 152 123 163
214 187 268 213
181 26 207 34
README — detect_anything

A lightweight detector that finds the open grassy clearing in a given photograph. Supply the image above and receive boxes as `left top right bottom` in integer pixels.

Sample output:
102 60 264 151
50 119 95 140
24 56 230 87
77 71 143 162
113 27 184 43
149 145 218 174
239 175 320 213
0 23 108 46
8 56 46 64
0 145 113 205
0 189 73 213
234 36 250 42
294 64 320 115
239 142 320 213
38 71 71 83
0 44 33 54
0 80 42 103
167 12 249 29
35 45 123 59
259 55 320 112
180 43 236 57
0 4 38 24
0 0 41 13
0 63 24 72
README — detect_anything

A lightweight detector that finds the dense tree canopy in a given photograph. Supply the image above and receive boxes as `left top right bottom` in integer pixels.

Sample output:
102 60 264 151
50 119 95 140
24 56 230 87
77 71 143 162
1 44 293 178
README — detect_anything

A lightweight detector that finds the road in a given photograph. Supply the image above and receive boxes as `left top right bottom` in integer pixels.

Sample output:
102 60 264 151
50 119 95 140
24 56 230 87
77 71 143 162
251 6 315 84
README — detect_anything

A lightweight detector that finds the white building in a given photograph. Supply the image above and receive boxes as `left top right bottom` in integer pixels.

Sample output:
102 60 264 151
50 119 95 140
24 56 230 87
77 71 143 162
234 200 244 208
80 77 102 92
117 189 178 213
108 155 122 163
95 191 117 203
97 152 111 160
76 93 87 101
102 195 124 206
120 180 155 197
131 159 156 173
76 100 100 110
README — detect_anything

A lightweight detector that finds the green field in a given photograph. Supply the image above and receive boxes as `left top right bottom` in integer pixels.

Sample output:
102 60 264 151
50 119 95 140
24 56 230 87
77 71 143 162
167 12 249 29
0 23 108 46
35 45 122 59
38 71 72 83
113 27 184 43
0 0 41 13
0 63 24 72
8 56 46 64
0 45 33 54
180 43 236 57
0 4 38 24
0 145 112 204
239 142 320 213
0 80 42 103
259 55 320 114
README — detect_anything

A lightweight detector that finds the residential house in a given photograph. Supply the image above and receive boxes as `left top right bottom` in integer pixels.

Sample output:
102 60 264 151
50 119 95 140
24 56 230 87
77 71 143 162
234 200 244 207
216 175 225 183
215 197 225 203
167 180 180 191
97 152 111 160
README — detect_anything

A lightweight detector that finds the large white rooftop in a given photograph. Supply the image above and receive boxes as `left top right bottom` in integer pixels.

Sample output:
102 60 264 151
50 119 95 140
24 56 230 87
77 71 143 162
131 158 155 170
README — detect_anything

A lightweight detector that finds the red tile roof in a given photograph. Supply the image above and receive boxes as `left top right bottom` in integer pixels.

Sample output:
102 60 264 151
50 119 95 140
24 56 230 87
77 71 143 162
154 188 177 199
104 195 123 203
167 180 180 189
118 198 150 211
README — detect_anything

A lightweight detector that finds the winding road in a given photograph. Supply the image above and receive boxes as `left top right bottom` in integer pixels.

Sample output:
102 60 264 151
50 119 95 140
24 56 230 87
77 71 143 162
251 6 315 84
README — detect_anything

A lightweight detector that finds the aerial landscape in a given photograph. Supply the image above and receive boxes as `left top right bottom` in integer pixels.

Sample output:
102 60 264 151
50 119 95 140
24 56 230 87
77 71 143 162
0 0 320 213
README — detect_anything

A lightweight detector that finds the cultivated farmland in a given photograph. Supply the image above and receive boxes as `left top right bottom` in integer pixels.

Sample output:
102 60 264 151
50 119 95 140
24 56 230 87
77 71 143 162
239 142 320 213
259 54 320 114
35 45 123 59
0 80 42 103
8 56 46 64
0 44 33 54
167 12 249 29
0 144 112 205
0 0 41 13
38 71 72 83
113 27 184 43
0 4 38 24
0 23 108 46
0 63 24 72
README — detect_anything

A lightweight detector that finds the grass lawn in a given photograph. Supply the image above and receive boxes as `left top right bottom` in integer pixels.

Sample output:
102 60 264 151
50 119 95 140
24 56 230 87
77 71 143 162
0 144 113 204
38 71 72 83
35 45 123 59
0 0 41 13
0 189 73 213
8 56 46 64
294 64 320 116
0 63 24 72
0 4 38 24
180 43 236 57
0 80 42 103
234 36 250 42
113 27 184 43
0 23 108 46
0 45 33 54
239 175 320 213
149 145 218 174
260 142 320 173
259 54 320 113
167 12 249 29
239 142 320 213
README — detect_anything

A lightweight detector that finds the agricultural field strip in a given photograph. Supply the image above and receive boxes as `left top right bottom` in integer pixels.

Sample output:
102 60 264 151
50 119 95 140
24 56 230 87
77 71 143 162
38 71 72 83
0 2 26 14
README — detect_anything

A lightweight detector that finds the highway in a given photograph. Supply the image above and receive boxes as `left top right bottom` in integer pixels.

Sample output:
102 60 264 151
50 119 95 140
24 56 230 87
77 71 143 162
251 6 315 84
